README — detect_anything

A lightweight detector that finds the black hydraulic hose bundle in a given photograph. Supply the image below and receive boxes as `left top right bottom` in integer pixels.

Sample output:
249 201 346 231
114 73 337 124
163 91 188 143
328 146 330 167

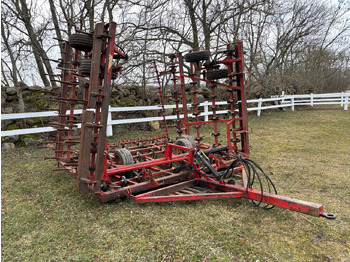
222 156 278 209
191 148 278 209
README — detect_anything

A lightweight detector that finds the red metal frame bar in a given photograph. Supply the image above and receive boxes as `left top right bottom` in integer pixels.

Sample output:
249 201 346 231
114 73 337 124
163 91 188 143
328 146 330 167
50 26 334 218
132 178 324 217
150 60 170 140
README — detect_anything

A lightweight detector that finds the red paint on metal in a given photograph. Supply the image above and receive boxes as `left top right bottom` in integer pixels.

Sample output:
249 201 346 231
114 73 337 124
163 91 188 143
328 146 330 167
49 32 332 218
134 192 244 203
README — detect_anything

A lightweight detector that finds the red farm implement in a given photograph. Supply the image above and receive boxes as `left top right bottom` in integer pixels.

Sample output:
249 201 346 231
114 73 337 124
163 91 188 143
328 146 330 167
47 21 335 219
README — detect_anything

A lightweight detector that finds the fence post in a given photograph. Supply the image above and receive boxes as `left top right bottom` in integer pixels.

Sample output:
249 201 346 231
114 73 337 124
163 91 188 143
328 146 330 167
345 94 349 111
106 105 113 136
204 102 209 121
281 91 285 103
310 93 313 106
257 98 263 116
341 92 344 107
291 95 295 111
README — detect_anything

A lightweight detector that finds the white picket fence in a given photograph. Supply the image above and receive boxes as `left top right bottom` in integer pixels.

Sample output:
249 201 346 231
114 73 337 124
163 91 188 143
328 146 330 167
1 92 348 137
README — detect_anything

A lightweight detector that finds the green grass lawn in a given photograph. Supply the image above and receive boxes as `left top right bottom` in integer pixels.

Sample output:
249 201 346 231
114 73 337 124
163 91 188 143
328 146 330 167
2 108 350 261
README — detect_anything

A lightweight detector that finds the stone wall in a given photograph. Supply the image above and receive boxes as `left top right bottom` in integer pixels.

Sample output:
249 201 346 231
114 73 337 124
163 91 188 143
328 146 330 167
1 84 56 149
1 82 227 149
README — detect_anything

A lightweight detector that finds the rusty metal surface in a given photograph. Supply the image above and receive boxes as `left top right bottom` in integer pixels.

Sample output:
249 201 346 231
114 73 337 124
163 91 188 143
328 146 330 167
47 24 334 218
94 22 117 192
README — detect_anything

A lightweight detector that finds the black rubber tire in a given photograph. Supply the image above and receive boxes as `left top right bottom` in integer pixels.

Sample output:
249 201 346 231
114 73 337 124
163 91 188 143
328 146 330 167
175 138 194 148
101 180 108 192
79 59 91 75
114 148 133 165
79 59 117 80
172 138 195 170
206 69 229 80
184 50 210 62
173 138 195 154
114 148 134 178
178 135 196 148
69 33 93 52
111 71 118 80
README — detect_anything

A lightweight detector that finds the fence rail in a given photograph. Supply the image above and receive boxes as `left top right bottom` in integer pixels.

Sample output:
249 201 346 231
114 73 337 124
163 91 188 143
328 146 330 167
1 92 348 137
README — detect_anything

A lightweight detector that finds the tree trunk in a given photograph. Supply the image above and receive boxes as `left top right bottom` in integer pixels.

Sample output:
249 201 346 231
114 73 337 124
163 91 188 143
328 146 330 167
184 0 199 49
48 0 63 52
1 21 26 128
16 0 57 87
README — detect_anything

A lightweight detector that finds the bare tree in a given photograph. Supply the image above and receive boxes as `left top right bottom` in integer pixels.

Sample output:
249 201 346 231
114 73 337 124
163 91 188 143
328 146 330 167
3 0 57 87
48 0 63 52
237 0 350 96
1 19 26 127
1 0 349 96
101 0 119 22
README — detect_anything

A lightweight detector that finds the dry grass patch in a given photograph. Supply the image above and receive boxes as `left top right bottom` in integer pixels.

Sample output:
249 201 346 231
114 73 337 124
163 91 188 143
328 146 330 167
2 108 350 261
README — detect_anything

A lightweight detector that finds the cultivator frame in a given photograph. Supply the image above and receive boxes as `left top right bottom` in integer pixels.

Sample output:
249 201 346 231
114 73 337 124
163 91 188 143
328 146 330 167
48 21 335 219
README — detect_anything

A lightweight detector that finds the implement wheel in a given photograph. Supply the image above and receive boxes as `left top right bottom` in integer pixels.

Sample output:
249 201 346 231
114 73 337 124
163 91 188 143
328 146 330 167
69 33 93 52
111 69 118 80
172 138 195 172
178 135 196 148
79 59 91 75
114 148 134 178
206 69 229 80
79 59 118 79
184 50 210 62
173 138 195 155
175 138 194 149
